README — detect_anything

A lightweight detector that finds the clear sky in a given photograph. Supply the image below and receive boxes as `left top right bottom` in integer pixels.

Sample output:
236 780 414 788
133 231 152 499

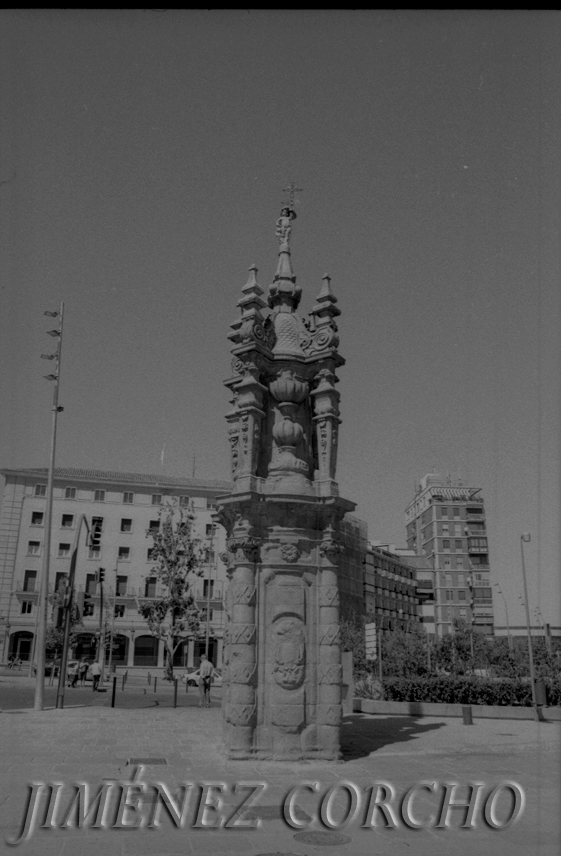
1 10 559 629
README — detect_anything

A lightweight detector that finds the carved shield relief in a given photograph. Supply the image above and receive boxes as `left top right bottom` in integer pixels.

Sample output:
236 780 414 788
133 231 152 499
272 617 306 690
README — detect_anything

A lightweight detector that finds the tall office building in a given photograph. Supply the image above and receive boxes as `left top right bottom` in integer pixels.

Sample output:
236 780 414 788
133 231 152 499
405 473 494 636
0 467 231 668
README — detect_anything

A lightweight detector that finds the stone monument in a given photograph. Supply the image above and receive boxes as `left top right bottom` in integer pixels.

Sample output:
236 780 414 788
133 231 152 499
217 198 355 760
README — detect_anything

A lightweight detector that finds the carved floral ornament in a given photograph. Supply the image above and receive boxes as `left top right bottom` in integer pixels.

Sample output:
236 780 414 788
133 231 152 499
280 543 300 563
319 540 345 559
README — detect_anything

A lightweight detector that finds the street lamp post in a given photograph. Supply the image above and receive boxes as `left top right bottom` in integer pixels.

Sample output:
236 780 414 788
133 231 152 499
493 583 513 651
204 523 216 660
33 304 64 710
520 533 540 720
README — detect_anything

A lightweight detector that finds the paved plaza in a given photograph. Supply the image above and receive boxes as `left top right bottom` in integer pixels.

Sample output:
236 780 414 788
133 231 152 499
1 673 559 856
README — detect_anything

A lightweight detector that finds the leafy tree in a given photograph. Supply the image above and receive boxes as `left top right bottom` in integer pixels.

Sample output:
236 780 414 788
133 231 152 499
381 622 431 677
45 575 82 659
138 502 204 680
340 608 369 677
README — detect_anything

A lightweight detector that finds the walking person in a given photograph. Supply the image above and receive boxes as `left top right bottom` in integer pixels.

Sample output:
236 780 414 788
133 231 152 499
90 660 101 691
198 655 213 708
79 658 88 687
69 661 79 688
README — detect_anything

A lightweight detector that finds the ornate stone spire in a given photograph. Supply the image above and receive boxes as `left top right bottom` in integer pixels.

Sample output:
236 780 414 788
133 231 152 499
268 205 301 311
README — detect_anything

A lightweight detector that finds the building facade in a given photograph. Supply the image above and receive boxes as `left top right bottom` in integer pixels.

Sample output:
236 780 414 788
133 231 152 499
405 473 494 636
363 543 420 632
0 467 231 669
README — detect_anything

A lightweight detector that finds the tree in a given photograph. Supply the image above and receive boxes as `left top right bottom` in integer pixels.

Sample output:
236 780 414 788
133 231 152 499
45 575 82 660
138 502 204 680
381 622 431 677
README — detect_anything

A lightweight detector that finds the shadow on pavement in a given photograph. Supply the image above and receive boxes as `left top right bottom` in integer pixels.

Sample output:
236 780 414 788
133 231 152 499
340 712 446 760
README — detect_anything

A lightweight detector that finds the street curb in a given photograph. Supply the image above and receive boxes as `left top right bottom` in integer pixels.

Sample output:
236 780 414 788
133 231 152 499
353 698 561 720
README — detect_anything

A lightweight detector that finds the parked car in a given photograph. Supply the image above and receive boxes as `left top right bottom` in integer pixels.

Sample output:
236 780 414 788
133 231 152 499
183 667 222 688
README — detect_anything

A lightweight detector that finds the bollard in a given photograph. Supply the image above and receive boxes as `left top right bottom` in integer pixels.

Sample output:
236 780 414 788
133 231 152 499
148 672 151 685
121 674 126 691
462 705 473 725
124 670 128 685
154 676 157 693
111 676 117 708
174 678 178 708
185 675 189 693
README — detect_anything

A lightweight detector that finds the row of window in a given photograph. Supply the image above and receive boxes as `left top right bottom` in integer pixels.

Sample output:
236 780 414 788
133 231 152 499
25 540 163 562
30 512 215 538
34 484 194 506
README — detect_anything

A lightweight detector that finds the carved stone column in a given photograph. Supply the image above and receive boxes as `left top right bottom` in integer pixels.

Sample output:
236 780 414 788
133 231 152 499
223 535 258 758
317 538 345 757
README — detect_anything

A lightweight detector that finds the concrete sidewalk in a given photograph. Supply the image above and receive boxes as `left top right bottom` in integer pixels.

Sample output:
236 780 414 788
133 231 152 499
0 697 559 856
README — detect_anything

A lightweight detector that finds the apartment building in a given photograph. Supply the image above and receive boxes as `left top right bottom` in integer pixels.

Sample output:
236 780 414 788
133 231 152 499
405 473 494 636
0 467 231 669
363 543 420 632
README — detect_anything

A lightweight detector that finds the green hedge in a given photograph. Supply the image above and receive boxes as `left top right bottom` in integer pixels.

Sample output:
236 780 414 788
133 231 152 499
360 676 561 706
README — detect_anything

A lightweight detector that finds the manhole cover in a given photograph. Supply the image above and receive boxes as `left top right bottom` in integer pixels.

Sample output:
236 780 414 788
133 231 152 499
127 757 167 765
238 804 311 822
293 830 352 846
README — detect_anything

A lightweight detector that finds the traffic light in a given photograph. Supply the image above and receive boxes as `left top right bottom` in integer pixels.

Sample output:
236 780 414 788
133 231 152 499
98 568 105 583
90 519 103 549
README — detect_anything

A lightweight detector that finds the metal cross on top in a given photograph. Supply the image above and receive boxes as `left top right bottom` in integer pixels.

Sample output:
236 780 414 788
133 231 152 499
282 182 303 210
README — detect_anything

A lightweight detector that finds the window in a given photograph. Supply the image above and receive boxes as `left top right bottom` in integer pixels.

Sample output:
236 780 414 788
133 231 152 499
441 507 448 518
83 601 94 617
443 558 451 568
121 519 132 533
203 580 215 598
65 487 76 499
27 541 41 556
114 604 125 618
55 572 67 592
151 494 162 506
118 547 130 561
442 540 450 550
35 484 46 497
31 511 44 526
61 514 74 528
454 524 462 536
458 590 466 600
23 570 37 592
89 546 101 560
445 590 452 601
123 492 134 504
475 573 483 581
58 543 71 558
453 507 460 518
94 490 105 502
86 574 97 594
116 576 127 596
456 557 464 568
21 601 33 614
145 577 157 598
179 495 190 507
205 524 214 537
147 548 155 560
442 524 449 534
455 540 463 550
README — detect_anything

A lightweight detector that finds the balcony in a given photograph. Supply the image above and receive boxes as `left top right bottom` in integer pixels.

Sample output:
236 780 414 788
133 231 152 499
468 545 488 554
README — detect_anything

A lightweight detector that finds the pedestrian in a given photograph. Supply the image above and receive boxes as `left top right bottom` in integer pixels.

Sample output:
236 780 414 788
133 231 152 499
90 660 101 691
7 655 14 670
69 661 80 688
198 655 213 708
13 657 22 670
79 659 88 687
